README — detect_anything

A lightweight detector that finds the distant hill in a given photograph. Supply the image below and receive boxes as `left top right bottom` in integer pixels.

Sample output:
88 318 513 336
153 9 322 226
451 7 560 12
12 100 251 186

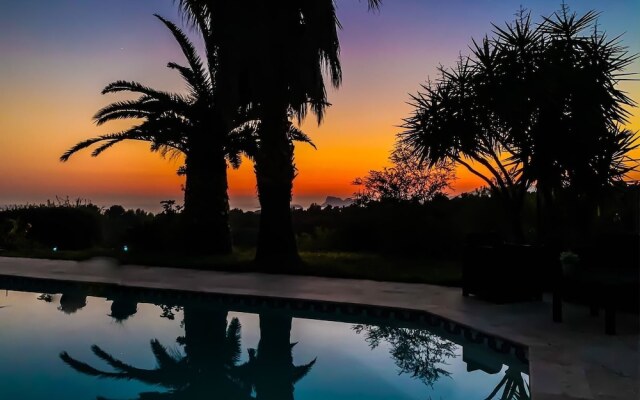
320 196 354 208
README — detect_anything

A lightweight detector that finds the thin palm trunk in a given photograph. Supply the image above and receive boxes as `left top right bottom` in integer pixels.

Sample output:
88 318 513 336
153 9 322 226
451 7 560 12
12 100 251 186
255 100 301 267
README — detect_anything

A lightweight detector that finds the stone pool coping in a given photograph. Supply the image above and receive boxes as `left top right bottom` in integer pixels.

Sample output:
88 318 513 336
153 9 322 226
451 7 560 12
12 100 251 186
0 256 637 400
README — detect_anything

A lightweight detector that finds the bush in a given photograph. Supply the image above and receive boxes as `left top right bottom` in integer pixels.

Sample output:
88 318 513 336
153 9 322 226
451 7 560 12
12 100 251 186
0 202 102 250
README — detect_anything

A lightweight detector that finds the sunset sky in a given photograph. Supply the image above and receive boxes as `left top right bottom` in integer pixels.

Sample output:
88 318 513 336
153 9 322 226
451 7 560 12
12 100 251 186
1 0 639 211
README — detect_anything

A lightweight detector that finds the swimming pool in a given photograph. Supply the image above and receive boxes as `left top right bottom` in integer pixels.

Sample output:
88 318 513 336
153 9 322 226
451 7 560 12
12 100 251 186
0 278 529 399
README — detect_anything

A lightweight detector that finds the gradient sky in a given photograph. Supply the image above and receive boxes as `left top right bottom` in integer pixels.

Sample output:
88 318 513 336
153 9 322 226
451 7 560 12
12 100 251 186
1 0 639 211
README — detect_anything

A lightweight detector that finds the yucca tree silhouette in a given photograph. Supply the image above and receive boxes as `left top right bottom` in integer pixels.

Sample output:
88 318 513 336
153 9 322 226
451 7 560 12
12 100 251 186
175 0 382 266
534 6 638 238
400 6 638 243
60 306 251 400
238 314 316 400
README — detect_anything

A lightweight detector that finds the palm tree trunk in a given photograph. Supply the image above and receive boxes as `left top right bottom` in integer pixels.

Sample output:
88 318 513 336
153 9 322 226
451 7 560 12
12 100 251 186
254 103 301 267
183 145 232 255
255 314 294 400
182 306 229 363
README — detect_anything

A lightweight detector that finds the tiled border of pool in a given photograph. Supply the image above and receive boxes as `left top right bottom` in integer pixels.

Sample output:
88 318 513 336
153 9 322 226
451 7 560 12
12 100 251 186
0 256 637 400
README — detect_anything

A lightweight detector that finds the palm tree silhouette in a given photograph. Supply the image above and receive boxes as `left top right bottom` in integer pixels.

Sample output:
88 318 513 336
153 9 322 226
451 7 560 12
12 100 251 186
61 15 315 255
175 0 382 266
60 306 251 400
238 314 316 400
60 15 230 254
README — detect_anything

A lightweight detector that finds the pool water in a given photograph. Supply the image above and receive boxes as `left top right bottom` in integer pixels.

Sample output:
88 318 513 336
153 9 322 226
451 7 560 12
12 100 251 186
0 284 529 399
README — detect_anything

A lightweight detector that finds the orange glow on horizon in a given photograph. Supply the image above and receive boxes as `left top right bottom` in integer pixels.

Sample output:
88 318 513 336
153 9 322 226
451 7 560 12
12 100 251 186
1 1 638 210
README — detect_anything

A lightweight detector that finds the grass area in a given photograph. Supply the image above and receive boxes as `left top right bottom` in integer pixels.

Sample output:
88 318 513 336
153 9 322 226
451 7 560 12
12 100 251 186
0 248 462 287
300 252 461 286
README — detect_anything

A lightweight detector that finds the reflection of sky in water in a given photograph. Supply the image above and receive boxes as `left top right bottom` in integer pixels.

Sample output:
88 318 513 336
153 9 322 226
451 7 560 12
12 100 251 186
0 290 528 400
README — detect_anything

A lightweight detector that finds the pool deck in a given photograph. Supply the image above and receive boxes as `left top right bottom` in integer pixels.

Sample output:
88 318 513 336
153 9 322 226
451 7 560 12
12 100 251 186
0 256 637 400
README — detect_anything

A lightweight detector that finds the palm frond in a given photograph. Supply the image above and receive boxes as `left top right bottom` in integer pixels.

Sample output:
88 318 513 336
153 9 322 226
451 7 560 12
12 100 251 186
59 352 129 379
155 14 211 95
365 0 383 11
288 125 317 149
91 345 167 385
102 80 174 100
149 339 181 370
93 99 155 125
292 358 317 383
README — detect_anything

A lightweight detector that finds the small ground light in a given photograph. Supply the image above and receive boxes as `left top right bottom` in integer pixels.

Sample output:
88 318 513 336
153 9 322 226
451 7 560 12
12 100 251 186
123 245 129 252
52 247 58 252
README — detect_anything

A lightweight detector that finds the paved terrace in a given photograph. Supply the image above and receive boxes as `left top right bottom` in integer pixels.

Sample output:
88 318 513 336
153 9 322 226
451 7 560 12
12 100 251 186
0 256 637 400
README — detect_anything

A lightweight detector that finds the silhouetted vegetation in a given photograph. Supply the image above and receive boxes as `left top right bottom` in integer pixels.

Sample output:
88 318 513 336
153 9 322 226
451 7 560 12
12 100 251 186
60 305 316 399
353 144 454 205
1 179 637 266
485 367 530 400
400 6 638 243
62 16 237 255
0 198 102 251
353 324 457 387
240 314 316 400
174 0 382 267
61 310 253 399
1 4 637 296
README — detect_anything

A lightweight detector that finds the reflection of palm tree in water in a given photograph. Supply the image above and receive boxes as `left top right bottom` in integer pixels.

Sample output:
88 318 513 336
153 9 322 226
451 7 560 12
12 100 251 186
60 305 251 399
239 314 316 400
353 324 456 387
484 366 530 400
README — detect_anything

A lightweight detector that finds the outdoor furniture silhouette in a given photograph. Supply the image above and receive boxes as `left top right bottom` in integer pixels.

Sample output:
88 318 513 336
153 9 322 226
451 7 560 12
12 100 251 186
462 237 550 303
552 234 639 335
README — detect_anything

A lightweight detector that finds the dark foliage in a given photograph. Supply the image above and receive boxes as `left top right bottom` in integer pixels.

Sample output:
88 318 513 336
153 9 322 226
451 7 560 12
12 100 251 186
353 324 457 387
0 200 102 250
400 5 639 243
2 183 637 256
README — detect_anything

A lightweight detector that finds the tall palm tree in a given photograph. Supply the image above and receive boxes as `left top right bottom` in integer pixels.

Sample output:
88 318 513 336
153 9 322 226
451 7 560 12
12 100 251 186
175 0 382 266
61 15 231 254
62 16 314 255
60 305 250 400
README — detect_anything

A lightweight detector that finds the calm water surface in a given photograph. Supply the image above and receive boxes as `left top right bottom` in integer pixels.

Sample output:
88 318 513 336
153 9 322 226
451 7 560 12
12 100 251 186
0 286 529 399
